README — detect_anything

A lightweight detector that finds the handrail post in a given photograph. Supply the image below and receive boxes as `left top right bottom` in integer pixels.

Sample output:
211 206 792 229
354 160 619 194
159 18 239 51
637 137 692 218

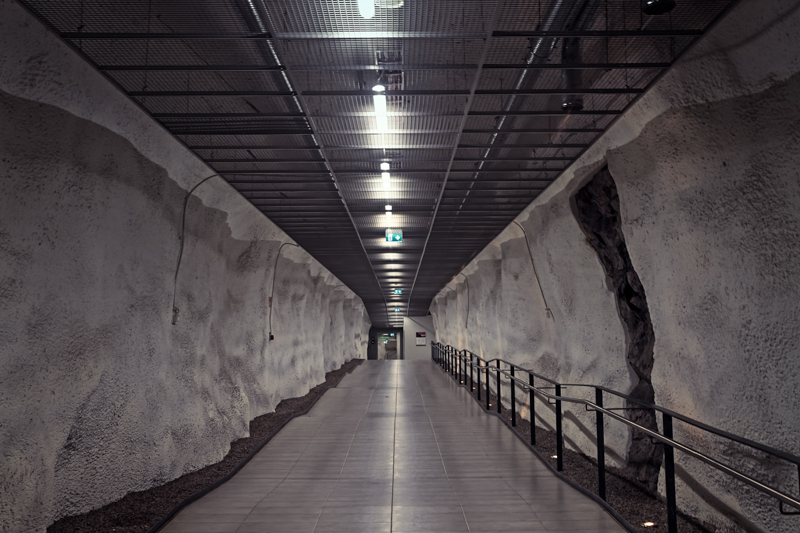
477 359 482 401
510 365 516 427
595 388 606 501
529 372 535 445
470 353 474 391
496 360 502 413
448 347 452 375
664 414 678 533
486 363 491 410
555 383 563 471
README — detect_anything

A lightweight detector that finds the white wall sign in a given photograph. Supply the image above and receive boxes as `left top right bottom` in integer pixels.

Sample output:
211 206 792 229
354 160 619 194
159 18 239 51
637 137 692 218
416 331 426 346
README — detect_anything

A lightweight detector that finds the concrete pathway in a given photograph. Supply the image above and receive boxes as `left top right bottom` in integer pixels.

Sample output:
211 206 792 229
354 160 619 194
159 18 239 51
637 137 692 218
161 360 627 532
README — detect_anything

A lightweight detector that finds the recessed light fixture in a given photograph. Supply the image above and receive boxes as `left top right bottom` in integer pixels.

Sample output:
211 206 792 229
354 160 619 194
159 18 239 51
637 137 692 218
551 455 558 459
642 0 675 16
380 162 390 171
385 204 392 211
358 0 375 18
642 522 656 528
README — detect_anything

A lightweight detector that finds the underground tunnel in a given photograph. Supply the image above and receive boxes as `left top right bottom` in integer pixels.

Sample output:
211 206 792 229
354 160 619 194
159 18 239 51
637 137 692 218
1 0 799 532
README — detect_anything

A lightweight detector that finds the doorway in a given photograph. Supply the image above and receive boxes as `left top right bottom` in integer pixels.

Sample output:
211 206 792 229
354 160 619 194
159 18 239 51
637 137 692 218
367 327 403 360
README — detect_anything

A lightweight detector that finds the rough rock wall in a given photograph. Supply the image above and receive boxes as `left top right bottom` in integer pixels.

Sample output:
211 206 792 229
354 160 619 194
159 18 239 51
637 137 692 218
573 168 663 493
432 1 800 532
0 1 370 531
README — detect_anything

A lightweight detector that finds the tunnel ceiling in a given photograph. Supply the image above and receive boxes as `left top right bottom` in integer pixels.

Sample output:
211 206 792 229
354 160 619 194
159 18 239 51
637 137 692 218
19 0 737 327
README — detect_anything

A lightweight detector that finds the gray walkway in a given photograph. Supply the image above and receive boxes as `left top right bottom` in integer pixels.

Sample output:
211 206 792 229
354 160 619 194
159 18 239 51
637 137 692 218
162 360 626 533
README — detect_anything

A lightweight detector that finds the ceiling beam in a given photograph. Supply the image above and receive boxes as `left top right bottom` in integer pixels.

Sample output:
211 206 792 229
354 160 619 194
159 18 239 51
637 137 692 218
482 62 670 70
492 29 702 37
63 29 701 40
407 0 505 314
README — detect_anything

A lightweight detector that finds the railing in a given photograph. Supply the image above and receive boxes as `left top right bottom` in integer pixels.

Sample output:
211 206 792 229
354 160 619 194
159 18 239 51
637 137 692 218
431 342 800 533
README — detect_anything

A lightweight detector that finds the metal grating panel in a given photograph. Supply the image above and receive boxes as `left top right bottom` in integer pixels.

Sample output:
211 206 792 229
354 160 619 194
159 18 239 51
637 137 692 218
17 0 739 326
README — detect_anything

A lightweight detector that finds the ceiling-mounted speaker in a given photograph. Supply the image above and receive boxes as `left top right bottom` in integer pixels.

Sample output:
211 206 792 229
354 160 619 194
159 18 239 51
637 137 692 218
643 0 676 16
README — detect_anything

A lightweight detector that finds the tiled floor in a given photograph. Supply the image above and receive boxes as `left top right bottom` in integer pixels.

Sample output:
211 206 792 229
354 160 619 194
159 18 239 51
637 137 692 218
160 360 626 532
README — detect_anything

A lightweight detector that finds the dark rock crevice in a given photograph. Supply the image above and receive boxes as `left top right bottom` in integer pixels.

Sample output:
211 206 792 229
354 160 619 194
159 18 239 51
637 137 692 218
573 166 663 493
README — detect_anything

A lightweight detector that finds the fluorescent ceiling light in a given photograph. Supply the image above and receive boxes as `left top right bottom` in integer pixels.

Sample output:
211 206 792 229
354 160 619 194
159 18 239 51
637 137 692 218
380 162 390 171
373 84 388 133
358 0 375 19
385 205 392 211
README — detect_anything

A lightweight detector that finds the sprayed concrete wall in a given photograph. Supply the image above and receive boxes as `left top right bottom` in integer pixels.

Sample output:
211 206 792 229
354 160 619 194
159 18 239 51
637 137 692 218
432 1 800 531
0 1 370 531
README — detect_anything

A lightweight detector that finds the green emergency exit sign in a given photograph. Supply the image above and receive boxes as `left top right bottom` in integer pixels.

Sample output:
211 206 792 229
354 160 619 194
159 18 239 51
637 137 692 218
385 229 403 242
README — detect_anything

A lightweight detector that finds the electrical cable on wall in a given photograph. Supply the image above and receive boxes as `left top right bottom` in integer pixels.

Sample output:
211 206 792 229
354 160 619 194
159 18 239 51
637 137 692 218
268 242 300 341
171 173 219 324
512 220 552 320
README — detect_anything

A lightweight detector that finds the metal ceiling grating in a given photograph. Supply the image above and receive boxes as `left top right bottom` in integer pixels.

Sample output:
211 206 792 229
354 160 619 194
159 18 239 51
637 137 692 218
18 0 740 325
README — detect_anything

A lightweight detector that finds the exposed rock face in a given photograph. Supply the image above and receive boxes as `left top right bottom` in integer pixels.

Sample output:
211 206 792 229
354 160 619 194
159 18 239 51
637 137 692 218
0 3 370 531
432 1 800 531
573 167 662 493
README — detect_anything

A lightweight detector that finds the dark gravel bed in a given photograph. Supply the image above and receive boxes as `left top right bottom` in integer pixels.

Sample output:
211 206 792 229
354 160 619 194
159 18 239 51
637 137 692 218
452 368 717 533
48 359 363 533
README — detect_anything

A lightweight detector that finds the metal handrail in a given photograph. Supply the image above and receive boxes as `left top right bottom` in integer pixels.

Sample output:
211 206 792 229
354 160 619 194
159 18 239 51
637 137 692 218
430 342 800 533
460 348 800 465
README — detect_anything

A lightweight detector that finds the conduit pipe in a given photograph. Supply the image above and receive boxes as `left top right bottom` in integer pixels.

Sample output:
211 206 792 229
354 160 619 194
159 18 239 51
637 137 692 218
512 220 552 319
268 242 300 341
172 173 220 324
